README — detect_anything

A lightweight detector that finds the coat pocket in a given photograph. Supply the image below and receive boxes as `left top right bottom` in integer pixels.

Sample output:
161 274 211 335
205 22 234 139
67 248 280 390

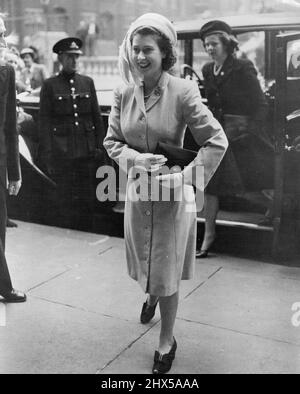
52 125 69 155
77 92 92 113
84 121 97 152
53 94 72 115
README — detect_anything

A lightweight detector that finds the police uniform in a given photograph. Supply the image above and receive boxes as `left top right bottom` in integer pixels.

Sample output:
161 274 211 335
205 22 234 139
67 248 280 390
39 37 106 229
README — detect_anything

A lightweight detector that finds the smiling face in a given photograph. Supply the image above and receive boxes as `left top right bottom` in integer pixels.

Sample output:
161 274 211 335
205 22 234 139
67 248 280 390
204 34 228 63
131 33 165 81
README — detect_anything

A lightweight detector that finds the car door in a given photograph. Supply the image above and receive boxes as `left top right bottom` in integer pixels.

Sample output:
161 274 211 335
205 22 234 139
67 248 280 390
272 32 300 257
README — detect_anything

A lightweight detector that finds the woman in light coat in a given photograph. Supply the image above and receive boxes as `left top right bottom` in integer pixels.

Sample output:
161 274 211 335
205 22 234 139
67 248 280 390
104 13 228 374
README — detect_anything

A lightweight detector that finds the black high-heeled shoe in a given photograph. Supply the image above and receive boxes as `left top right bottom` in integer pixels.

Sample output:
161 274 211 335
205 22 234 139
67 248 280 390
140 299 158 324
196 249 209 258
152 338 177 374
196 235 216 259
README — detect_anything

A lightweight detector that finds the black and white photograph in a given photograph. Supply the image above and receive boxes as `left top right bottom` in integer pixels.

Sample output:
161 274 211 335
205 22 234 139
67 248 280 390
0 0 300 378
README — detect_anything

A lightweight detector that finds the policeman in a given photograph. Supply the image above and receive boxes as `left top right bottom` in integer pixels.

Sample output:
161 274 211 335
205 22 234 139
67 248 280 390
39 37 106 230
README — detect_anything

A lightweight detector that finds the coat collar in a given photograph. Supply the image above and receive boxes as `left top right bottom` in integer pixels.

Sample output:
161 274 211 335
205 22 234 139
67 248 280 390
209 55 241 87
133 71 170 114
59 70 78 82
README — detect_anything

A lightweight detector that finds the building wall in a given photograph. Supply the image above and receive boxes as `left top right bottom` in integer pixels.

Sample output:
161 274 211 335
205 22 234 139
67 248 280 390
1 0 299 54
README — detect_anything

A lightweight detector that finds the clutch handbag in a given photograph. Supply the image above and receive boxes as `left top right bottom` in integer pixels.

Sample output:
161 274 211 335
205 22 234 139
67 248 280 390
223 114 250 141
154 141 198 169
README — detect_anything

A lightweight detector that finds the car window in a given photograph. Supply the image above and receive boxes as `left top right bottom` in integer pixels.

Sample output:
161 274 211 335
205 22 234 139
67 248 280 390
176 38 209 79
285 39 300 117
287 39 300 79
237 32 265 82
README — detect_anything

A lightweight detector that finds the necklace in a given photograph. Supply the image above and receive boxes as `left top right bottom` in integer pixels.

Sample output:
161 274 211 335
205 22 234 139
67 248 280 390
144 85 156 99
213 63 223 76
143 73 162 99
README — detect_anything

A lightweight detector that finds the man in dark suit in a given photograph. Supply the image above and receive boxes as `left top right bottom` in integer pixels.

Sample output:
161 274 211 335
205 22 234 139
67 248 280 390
0 15 26 303
39 37 106 229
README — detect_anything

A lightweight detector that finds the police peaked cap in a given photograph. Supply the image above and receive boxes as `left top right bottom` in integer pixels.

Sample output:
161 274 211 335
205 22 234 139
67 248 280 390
53 37 83 55
199 20 235 41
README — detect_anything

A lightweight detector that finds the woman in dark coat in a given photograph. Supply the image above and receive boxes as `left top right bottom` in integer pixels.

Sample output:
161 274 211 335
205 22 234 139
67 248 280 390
197 20 268 257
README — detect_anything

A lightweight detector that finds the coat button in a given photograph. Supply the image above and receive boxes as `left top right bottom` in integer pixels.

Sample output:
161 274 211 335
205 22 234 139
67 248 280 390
75 122 79 126
70 79 74 84
74 113 79 117
73 104 78 109
145 210 151 216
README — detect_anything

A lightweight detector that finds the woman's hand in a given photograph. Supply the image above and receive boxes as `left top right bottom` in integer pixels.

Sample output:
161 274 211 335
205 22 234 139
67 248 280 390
155 165 196 189
134 153 167 171
155 172 183 189
8 180 22 196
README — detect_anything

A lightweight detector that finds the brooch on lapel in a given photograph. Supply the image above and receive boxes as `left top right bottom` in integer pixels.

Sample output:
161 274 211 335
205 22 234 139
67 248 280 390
154 87 161 96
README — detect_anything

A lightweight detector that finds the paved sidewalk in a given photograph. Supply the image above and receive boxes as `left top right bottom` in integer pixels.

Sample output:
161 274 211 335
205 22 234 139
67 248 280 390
0 221 300 374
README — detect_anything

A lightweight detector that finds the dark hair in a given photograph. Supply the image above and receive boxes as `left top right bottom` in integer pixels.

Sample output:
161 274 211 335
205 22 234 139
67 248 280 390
130 26 177 71
204 32 239 55
29 45 39 63
24 52 35 60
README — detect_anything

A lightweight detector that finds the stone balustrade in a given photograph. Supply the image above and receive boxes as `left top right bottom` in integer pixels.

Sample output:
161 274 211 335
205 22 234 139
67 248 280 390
79 56 119 78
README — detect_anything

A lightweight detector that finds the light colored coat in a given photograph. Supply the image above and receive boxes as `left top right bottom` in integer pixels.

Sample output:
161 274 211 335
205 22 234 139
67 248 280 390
20 63 49 90
104 72 228 296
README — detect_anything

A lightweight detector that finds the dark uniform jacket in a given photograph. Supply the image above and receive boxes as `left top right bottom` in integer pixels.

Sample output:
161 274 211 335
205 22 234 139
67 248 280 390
202 55 267 123
0 63 20 186
39 71 106 168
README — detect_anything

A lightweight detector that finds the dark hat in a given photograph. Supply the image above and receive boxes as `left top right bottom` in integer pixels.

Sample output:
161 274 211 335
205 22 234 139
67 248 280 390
199 20 234 41
20 47 35 58
53 37 83 55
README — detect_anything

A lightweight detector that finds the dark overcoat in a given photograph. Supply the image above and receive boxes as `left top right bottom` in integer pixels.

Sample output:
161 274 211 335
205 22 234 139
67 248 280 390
0 63 20 294
202 55 267 122
0 64 20 184
202 55 268 194
39 71 106 229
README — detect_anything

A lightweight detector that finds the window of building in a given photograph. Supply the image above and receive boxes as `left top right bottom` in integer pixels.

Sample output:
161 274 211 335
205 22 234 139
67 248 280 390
24 8 44 36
